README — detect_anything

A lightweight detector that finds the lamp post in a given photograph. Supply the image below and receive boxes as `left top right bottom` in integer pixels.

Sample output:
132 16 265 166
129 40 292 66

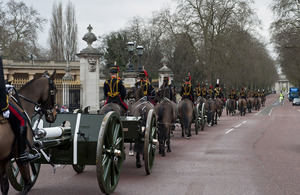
126 41 135 72
136 45 144 69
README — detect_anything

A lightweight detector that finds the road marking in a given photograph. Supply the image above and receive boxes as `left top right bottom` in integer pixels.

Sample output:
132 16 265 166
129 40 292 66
298 109 300 113
226 121 247 134
269 107 275 115
226 128 234 134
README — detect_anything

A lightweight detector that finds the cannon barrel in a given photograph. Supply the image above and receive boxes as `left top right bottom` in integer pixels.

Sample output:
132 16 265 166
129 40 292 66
34 136 72 150
35 126 71 139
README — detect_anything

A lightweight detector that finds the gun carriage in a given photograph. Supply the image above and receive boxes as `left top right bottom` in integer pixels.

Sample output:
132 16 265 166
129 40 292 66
6 109 157 194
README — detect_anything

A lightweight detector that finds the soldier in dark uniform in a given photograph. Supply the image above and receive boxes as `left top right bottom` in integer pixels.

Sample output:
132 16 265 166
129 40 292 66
135 70 156 104
228 89 237 110
214 84 223 99
194 83 201 99
180 75 194 102
103 64 128 111
159 76 173 101
207 85 214 99
240 87 247 99
0 57 40 166
200 84 207 99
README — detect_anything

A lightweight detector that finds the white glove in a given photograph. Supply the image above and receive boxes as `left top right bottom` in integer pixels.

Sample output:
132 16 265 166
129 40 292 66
3 110 10 118
5 84 13 93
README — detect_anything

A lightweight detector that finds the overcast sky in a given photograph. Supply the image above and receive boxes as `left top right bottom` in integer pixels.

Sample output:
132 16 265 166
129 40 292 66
2 0 275 55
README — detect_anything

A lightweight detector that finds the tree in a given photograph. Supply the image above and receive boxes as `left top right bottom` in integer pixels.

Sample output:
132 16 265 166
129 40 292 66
48 1 78 61
0 0 46 59
271 0 300 85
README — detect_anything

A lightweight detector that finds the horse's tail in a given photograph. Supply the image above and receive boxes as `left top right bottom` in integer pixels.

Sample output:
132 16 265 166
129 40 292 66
182 101 189 129
158 103 164 122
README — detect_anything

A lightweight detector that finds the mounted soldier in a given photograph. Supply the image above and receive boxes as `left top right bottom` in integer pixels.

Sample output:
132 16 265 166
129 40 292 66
207 85 214 99
194 83 201 99
0 56 40 166
103 64 128 111
200 84 207 99
240 87 247 100
135 69 156 105
159 76 173 101
180 75 194 102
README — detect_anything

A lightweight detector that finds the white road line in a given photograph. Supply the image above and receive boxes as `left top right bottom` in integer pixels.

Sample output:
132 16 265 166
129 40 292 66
269 107 275 116
226 121 247 134
298 109 300 113
226 128 234 134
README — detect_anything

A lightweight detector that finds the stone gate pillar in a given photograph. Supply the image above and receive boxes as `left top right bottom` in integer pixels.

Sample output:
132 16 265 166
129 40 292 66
76 25 102 113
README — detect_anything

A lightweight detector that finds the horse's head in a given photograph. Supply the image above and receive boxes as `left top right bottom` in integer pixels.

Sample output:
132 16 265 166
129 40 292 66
40 70 57 123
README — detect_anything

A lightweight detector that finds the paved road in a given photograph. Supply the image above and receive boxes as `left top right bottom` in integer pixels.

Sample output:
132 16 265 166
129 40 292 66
8 94 300 195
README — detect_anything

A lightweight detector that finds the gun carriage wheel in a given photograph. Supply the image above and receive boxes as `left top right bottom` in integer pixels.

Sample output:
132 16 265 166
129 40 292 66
143 109 157 175
96 111 124 195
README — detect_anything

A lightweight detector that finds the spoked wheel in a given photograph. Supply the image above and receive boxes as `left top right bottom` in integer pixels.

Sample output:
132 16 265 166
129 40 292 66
144 109 157 175
201 103 206 131
72 164 85 173
195 103 201 134
6 158 40 191
96 111 124 195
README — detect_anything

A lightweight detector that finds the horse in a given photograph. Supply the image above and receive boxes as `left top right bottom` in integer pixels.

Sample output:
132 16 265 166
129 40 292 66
99 103 125 116
253 97 261 110
227 99 236 116
154 87 178 156
129 97 154 167
205 98 215 127
213 98 223 124
247 97 254 113
178 98 194 138
0 70 57 195
238 98 247 116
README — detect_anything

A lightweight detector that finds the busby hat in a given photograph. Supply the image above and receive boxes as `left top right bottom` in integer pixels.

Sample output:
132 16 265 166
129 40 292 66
215 84 220 88
185 75 191 81
109 64 119 73
139 70 146 78
163 76 169 82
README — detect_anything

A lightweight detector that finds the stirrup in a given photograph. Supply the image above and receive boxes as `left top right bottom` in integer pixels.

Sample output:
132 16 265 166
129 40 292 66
18 150 41 166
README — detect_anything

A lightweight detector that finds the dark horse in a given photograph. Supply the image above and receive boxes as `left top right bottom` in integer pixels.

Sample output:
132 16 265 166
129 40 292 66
154 88 177 156
205 98 216 126
128 87 155 168
99 103 125 116
0 71 57 195
178 98 194 138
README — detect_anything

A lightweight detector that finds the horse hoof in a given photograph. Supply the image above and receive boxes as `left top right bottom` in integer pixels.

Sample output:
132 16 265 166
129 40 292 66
161 152 166 157
129 150 134 156
167 149 171 153
186 136 190 139
136 162 142 168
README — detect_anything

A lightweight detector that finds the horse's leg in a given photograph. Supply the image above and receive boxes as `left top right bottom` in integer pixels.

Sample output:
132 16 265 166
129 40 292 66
0 162 9 195
135 153 142 168
18 163 34 195
129 142 133 156
214 111 218 125
166 127 171 152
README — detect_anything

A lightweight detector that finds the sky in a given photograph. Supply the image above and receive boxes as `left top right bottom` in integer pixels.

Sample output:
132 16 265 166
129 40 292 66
2 0 275 57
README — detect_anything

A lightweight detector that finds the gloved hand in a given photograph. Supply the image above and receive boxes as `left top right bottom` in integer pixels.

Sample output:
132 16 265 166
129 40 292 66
5 84 13 92
3 110 10 118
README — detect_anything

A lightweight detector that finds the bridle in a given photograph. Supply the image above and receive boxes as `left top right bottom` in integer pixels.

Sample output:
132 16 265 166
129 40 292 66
18 75 56 118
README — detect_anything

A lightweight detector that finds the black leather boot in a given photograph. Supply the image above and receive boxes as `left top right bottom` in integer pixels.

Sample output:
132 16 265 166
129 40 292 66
18 126 40 166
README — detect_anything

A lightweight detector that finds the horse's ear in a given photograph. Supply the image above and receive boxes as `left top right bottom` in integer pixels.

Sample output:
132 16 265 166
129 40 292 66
42 71 48 77
50 70 56 79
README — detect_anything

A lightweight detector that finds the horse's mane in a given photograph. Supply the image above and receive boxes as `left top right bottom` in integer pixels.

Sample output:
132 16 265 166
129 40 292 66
17 77 39 93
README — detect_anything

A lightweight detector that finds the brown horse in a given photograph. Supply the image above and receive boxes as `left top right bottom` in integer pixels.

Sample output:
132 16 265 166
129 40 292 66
99 103 125 116
178 99 194 138
205 98 215 126
213 98 223 124
154 88 178 156
0 71 57 195
247 97 254 113
238 98 247 116
254 97 261 110
128 89 155 168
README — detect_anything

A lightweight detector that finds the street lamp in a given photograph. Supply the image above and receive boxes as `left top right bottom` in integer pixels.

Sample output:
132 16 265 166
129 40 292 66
126 41 135 72
136 45 144 69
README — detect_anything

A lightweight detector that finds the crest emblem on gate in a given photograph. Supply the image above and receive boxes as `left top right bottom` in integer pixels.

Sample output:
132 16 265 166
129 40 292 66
88 58 96 72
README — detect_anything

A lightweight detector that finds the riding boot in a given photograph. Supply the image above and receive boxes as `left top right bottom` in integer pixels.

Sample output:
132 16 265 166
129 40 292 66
18 126 40 166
